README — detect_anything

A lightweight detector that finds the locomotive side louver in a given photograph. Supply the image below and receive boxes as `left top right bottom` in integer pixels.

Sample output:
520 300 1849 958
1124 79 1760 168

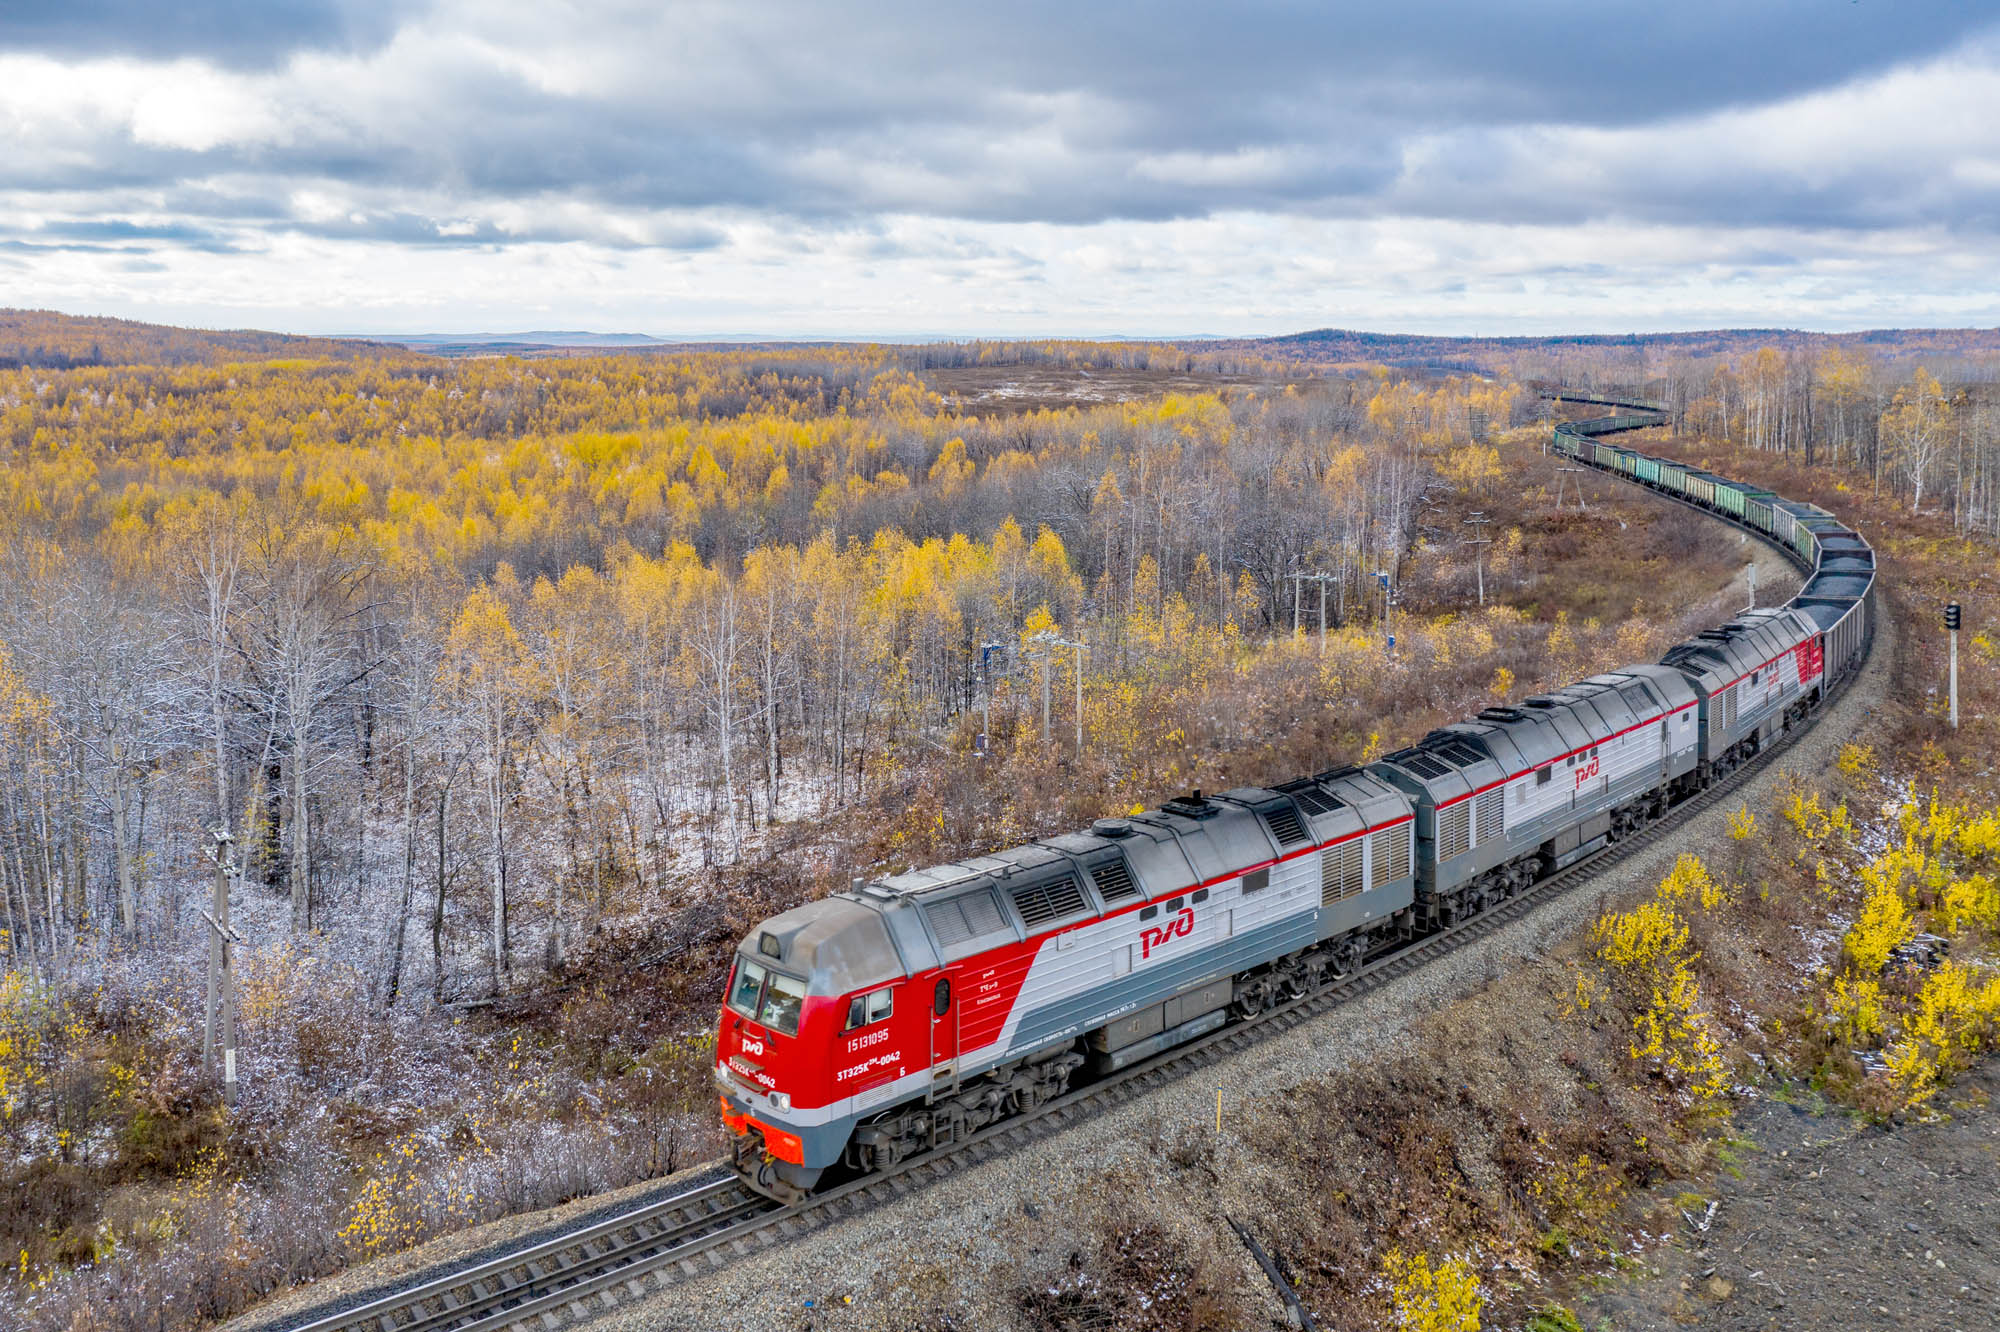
1372 825 1411 882
1264 806 1308 847
1435 802 1472 860
1091 861 1139 902
1475 787 1504 843
1012 877 1089 927
1321 838 1363 903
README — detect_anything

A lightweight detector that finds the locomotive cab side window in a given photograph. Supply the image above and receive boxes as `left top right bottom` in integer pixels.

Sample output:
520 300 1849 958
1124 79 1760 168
727 959 768 1020
845 986 894 1030
933 978 952 1015
1536 766 1552 786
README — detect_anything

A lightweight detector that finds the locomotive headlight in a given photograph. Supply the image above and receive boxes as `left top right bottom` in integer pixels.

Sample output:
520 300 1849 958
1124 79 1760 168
768 1091 792 1112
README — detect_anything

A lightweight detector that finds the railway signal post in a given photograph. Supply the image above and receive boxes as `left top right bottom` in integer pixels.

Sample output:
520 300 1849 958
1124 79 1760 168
1946 601 1961 728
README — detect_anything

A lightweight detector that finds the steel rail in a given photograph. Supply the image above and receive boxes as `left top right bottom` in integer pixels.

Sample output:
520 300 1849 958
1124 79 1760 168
280 1176 775 1332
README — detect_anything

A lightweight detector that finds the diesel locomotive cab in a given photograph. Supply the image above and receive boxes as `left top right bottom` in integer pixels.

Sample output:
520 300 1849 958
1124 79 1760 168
716 896 908 1200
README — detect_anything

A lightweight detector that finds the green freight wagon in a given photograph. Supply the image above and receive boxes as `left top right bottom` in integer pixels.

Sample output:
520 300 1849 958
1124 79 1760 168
1633 455 1662 485
1713 479 1776 523
1658 461 1690 494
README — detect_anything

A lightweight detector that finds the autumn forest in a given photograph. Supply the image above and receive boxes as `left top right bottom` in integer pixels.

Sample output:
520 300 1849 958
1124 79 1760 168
1 311 1996 1328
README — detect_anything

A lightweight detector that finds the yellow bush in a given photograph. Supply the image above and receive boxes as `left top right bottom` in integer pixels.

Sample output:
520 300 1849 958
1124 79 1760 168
1835 743 1874 779
1936 874 2000 937
1825 975 1885 1048
1587 888 1728 1107
1528 1154 1623 1238
1843 874 1915 974
1383 1248 1483 1332
1592 899 1688 975
1883 962 2000 1111
1656 852 1724 910
1726 806 1756 841
1955 808 2000 863
1780 785 1855 848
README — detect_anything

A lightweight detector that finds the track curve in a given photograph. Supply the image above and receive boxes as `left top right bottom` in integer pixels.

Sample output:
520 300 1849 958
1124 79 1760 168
264 389 1874 1332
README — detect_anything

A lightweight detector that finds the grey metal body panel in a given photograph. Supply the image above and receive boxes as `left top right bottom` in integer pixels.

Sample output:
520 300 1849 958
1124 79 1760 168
1005 911 1315 1055
734 897 909 997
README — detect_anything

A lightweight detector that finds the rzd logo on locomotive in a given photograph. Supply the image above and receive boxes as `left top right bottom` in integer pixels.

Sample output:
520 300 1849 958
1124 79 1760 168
1572 754 1601 789
1140 907 1196 959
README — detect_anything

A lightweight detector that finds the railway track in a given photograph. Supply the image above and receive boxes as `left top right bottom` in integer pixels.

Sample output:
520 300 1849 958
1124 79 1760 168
284 1176 776 1332
285 422 1874 1332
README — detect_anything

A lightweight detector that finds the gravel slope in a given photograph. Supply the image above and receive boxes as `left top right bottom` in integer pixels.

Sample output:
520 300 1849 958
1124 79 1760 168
1586 1058 1998 1331
604 572 1891 1331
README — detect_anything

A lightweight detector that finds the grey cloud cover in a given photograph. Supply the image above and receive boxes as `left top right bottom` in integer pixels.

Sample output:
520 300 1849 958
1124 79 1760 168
0 0 418 68
2 0 1998 332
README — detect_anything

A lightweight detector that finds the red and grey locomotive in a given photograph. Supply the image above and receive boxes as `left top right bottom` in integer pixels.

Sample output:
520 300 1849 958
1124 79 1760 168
717 432 1870 1202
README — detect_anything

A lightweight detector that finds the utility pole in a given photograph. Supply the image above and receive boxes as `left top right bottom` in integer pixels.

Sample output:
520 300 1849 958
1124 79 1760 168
1375 570 1395 655
1030 630 1089 749
1555 466 1589 513
1462 513 1493 606
1745 562 1757 611
1288 572 1335 652
1947 602 1961 728
200 825 244 1109
1036 645 1052 744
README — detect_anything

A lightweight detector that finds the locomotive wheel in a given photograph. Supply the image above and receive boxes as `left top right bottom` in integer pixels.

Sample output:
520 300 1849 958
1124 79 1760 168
1326 936 1366 979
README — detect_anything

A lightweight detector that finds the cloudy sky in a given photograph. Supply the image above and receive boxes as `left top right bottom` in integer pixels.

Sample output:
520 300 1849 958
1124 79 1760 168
4 1 2000 338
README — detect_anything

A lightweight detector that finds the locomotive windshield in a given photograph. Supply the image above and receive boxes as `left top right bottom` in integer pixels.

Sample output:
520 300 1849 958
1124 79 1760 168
725 957 808 1035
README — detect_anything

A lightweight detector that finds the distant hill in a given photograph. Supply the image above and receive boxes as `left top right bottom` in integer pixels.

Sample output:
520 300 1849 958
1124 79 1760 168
0 309 401 370
374 330 670 349
1209 326 2000 370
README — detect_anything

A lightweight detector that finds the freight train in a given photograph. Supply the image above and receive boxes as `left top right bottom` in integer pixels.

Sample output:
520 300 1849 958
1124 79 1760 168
715 408 1874 1202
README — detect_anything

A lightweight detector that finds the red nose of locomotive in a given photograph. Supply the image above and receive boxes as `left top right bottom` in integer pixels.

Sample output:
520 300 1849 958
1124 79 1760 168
715 894 912 1197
